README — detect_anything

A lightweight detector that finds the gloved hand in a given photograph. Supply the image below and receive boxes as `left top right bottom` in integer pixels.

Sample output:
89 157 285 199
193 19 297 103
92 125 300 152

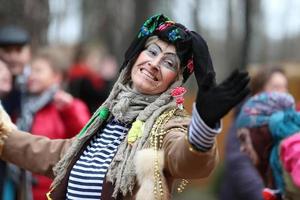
195 69 250 127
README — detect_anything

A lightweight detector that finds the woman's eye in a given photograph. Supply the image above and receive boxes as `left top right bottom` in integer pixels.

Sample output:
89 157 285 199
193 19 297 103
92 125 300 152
149 49 157 56
146 44 161 56
165 60 173 67
147 48 157 56
161 58 177 71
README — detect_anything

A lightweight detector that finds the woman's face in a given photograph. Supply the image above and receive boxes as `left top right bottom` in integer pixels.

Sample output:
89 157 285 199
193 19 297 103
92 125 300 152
28 58 61 94
237 128 259 166
264 72 288 93
131 39 179 95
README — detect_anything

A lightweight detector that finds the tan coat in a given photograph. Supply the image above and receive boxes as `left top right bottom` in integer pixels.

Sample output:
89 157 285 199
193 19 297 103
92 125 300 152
0 112 218 200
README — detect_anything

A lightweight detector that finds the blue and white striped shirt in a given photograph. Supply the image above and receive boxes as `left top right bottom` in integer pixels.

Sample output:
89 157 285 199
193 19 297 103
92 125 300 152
66 119 130 200
188 103 222 151
66 106 220 199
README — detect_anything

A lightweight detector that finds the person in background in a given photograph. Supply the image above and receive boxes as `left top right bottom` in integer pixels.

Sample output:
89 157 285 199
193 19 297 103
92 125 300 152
236 92 300 200
219 65 288 200
0 14 249 200
0 60 12 200
251 66 288 94
0 25 32 200
0 60 12 99
68 44 117 113
280 128 300 200
0 25 31 119
18 47 90 200
0 25 31 199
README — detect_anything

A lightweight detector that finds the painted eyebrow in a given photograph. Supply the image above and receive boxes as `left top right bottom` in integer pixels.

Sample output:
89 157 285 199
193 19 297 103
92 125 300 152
152 43 177 56
164 53 180 68
151 43 162 52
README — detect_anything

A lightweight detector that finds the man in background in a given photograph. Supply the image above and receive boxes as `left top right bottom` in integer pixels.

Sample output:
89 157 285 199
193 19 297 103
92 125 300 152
0 25 31 119
0 25 31 200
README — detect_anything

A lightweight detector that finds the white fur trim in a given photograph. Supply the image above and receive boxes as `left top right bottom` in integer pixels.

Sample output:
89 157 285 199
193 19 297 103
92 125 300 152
134 148 169 200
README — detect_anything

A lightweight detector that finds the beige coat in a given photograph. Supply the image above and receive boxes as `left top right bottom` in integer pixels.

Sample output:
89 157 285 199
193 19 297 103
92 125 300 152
0 111 218 200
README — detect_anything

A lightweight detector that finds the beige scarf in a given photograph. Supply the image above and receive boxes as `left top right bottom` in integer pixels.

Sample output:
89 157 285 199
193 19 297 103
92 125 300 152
52 66 184 197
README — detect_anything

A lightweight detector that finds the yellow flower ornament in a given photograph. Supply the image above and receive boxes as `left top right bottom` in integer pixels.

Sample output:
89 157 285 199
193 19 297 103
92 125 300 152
127 120 144 145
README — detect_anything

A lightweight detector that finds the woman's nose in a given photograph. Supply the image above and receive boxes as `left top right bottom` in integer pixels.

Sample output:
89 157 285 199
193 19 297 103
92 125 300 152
148 57 161 69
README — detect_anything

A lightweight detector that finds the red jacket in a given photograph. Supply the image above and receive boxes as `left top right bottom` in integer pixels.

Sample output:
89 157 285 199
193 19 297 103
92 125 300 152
30 99 90 200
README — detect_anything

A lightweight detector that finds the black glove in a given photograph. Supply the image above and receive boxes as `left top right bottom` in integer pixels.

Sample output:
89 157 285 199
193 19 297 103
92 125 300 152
195 69 250 127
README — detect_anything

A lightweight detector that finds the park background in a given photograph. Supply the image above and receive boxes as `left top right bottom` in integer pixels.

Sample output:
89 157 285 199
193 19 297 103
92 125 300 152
2 0 300 199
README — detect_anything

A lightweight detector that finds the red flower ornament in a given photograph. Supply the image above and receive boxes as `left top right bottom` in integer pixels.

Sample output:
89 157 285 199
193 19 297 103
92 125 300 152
187 58 194 73
171 87 187 110
157 21 175 31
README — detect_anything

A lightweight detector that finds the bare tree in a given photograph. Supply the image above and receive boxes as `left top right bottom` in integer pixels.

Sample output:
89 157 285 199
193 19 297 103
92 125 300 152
81 0 158 64
0 0 50 48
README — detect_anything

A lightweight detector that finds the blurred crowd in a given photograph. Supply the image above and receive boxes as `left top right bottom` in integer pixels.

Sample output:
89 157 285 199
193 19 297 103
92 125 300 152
0 25 117 200
1 24 300 200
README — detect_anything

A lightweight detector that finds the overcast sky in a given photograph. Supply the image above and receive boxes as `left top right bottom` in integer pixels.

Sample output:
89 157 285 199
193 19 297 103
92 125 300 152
47 0 300 44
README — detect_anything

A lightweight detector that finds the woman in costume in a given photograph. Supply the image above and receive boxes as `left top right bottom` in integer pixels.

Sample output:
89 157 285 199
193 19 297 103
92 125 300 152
0 14 250 200
236 92 300 200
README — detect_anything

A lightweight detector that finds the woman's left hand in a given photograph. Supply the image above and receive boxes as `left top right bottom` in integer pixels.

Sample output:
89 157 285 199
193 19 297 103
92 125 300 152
195 69 250 127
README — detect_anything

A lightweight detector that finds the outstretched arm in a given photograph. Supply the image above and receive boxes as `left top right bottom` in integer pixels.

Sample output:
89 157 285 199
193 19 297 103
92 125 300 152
0 104 74 178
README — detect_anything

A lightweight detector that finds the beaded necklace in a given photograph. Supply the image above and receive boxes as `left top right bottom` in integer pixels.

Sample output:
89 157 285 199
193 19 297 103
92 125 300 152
150 108 188 199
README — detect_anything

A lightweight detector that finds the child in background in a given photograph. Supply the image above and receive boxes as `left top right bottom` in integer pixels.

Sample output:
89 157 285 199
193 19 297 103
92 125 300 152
17 47 90 200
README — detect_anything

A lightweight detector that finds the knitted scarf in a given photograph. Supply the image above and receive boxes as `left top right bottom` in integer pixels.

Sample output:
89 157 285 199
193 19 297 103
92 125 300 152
52 13 216 198
16 85 58 131
52 67 183 197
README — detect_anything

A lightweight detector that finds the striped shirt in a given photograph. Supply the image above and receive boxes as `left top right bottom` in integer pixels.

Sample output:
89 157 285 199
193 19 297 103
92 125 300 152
66 118 130 200
66 106 220 199
189 103 222 151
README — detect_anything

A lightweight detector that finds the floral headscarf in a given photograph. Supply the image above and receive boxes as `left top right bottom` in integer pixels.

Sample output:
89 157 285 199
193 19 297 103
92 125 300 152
121 14 216 86
236 92 295 129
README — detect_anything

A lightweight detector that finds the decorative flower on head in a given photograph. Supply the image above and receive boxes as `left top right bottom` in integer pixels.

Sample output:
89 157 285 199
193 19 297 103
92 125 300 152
122 14 216 86
186 57 194 73
157 21 175 31
138 14 171 38
168 29 181 42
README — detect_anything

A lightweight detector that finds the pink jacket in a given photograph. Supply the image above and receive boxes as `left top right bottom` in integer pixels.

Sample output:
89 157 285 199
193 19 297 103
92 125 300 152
280 133 300 189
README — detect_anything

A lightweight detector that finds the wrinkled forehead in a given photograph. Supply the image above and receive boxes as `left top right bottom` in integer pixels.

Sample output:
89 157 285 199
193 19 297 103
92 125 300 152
145 36 177 54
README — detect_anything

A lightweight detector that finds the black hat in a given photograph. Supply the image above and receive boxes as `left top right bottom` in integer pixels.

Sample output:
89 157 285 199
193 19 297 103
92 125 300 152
121 14 216 85
0 25 30 46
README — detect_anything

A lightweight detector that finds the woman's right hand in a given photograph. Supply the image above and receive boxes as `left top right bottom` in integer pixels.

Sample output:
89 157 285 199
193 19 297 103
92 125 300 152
195 69 250 127
0 103 17 133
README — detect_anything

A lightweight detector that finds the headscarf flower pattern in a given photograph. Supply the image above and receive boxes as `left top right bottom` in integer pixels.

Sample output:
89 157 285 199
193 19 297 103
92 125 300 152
121 14 215 84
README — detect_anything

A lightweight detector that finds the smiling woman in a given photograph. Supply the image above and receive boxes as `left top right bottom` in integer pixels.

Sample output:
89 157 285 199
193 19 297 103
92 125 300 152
0 14 250 200
131 38 179 95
